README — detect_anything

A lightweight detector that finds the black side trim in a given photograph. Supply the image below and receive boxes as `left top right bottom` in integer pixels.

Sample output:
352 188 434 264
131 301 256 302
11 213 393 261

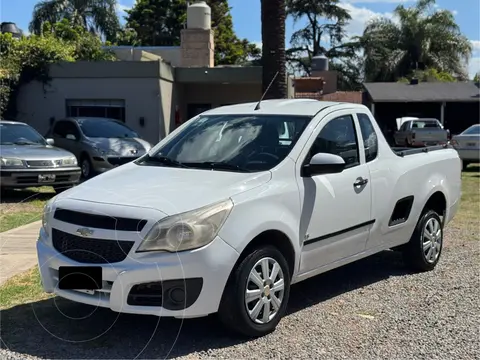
388 195 414 226
304 219 376 246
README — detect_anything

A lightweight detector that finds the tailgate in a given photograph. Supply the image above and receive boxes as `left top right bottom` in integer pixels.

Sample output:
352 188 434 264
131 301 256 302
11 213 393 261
414 129 447 143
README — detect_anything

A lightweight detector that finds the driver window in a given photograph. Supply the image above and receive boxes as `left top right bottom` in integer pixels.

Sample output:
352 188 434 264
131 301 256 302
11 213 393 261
52 121 67 138
64 122 80 139
307 115 360 168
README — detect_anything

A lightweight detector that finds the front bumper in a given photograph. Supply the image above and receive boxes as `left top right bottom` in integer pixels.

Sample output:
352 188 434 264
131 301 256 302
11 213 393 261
0 167 81 188
36 228 239 318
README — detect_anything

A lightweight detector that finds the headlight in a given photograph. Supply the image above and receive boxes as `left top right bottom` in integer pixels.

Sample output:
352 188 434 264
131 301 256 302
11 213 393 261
61 156 77 166
137 199 234 253
0 157 25 168
93 146 118 156
42 199 54 237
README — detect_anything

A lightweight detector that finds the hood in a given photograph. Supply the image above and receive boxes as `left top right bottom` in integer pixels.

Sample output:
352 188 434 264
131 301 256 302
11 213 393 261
86 137 152 156
57 162 272 215
0 144 75 159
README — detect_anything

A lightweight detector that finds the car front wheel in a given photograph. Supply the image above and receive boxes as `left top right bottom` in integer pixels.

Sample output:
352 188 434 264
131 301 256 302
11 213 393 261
218 245 291 338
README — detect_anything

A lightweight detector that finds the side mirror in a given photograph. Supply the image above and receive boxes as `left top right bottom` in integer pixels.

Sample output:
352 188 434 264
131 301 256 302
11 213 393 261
46 138 55 146
302 153 346 177
65 134 77 141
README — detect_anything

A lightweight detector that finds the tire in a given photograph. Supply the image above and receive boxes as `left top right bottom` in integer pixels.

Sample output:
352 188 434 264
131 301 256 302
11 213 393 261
402 210 444 272
80 155 93 179
218 245 291 338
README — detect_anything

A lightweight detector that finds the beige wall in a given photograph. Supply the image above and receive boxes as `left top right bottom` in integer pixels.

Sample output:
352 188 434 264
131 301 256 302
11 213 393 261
17 77 166 145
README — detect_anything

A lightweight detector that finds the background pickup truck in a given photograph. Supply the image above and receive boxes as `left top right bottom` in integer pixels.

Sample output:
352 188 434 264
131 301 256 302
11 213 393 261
37 100 462 338
394 117 450 147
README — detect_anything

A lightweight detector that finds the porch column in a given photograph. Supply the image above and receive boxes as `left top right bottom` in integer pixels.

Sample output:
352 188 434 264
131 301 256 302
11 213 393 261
440 101 445 126
371 102 375 116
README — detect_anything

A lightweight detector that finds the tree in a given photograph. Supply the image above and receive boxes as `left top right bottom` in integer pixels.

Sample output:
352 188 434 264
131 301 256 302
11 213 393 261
474 72 480 82
0 21 115 118
285 0 362 90
261 0 287 99
359 0 472 82
29 0 120 42
124 0 260 65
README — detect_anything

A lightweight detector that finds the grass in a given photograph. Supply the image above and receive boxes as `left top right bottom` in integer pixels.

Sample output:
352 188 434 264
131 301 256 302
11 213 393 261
0 168 478 309
0 267 53 309
0 186 55 232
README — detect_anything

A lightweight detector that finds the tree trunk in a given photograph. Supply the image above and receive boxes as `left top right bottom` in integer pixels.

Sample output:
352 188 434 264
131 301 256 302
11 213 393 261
261 0 287 99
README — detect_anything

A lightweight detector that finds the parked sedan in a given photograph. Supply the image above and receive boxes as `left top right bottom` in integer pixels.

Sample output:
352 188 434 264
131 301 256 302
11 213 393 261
450 124 480 170
0 120 81 192
45 117 152 178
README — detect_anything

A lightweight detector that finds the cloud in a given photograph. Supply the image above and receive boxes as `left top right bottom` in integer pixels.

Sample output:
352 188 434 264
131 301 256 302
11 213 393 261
344 0 412 3
469 57 480 79
338 2 396 36
116 3 131 14
471 40 480 52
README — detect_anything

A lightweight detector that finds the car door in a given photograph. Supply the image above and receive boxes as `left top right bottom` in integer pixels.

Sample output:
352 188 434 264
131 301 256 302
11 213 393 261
296 111 373 274
61 121 83 159
394 121 409 145
51 120 70 151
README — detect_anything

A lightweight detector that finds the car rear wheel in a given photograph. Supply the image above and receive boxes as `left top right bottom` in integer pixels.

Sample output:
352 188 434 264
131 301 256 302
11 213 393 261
402 210 443 272
218 245 291 338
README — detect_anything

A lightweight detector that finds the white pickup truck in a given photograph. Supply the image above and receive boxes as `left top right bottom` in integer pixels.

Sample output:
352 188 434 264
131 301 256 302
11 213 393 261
37 100 461 338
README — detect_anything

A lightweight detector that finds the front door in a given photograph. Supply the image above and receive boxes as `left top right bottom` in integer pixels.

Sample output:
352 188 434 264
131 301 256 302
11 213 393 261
296 111 373 274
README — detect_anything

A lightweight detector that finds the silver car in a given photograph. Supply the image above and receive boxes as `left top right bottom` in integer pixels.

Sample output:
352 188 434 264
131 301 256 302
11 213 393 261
45 117 152 178
450 124 480 170
0 120 81 192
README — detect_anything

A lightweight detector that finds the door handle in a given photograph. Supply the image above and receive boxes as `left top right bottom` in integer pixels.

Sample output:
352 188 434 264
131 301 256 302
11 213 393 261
353 177 368 187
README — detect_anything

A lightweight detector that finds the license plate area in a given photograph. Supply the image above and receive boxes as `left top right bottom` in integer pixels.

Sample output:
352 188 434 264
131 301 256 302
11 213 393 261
467 142 477 147
38 174 56 183
58 266 102 290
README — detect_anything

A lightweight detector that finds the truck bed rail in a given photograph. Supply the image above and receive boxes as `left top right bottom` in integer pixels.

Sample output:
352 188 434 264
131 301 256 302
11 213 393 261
391 144 452 157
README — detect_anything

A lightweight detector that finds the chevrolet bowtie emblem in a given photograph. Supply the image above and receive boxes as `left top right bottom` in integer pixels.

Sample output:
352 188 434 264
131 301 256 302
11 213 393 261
76 227 94 237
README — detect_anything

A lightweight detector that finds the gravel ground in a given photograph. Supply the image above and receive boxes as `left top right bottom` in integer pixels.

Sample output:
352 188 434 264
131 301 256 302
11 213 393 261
1 225 479 360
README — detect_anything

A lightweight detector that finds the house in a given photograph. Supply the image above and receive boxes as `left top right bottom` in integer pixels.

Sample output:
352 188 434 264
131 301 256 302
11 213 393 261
363 81 480 135
16 2 296 145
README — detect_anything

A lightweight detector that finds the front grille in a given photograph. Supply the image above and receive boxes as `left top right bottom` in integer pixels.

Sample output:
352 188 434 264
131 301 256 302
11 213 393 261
107 157 138 166
26 160 55 168
52 228 134 264
54 208 147 232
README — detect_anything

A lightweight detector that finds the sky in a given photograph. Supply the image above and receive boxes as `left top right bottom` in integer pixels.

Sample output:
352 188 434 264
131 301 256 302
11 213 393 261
1 0 479 78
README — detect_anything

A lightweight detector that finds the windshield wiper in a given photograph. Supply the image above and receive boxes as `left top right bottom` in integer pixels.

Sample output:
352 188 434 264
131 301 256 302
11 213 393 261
184 161 250 172
140 154 189 168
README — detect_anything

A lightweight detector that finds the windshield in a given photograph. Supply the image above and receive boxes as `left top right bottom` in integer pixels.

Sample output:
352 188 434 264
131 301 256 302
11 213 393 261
77 118 138 138
0 123 47 145
462 125 480 135
140 114 312 172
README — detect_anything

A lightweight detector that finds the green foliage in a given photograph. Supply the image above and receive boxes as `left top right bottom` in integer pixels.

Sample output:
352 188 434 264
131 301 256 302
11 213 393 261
474 73 480 82
397 68 456 83
29 0 120 42
359 0 472 82
0 20 115 118
124 0 260 65
285 0 362 90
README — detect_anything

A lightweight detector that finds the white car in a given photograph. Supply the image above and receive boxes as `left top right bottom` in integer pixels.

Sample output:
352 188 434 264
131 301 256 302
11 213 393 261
450 124 480 170
37 100 461 337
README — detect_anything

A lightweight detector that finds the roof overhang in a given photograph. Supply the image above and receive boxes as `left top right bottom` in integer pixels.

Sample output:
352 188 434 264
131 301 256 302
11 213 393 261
175 66 262 84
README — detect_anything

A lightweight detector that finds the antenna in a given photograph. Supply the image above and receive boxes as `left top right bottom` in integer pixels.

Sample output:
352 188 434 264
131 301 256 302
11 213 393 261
254 71 279 111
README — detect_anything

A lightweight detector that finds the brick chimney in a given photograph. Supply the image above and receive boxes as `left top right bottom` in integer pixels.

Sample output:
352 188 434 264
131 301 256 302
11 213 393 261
180 1 214 67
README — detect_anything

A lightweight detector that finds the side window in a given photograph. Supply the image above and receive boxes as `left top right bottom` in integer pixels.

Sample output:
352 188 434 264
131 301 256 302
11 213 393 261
64 122 80 139
308 115 360 168
52 121 67 137
399 122 408 131
357 113 378 162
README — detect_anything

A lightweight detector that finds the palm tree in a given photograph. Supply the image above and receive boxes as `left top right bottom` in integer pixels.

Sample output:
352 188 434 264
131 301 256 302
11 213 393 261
360 0 472 82
261 0 287 99
29 0 120 42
